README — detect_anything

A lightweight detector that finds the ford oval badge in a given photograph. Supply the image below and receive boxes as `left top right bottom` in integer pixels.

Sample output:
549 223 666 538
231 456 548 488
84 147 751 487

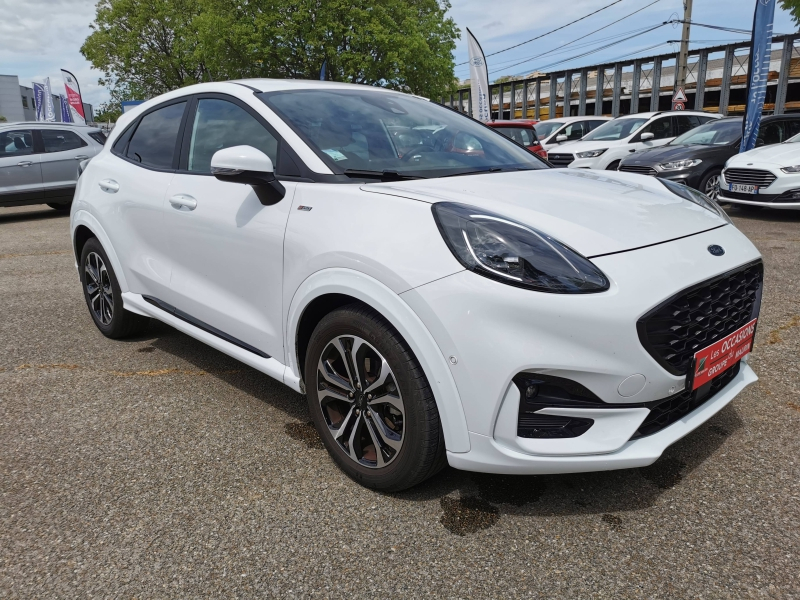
708 244 725 256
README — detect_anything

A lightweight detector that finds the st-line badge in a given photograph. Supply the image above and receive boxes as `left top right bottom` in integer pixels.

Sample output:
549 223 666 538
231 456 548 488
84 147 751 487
692 318 757 390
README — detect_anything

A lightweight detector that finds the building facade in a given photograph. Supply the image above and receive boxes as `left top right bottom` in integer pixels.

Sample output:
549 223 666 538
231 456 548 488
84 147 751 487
0 74 93 123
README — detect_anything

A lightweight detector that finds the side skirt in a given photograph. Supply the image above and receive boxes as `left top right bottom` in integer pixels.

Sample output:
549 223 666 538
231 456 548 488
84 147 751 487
121 292 299 392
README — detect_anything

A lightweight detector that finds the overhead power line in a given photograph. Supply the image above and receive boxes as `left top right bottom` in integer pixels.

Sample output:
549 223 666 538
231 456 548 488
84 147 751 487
455 0 627 66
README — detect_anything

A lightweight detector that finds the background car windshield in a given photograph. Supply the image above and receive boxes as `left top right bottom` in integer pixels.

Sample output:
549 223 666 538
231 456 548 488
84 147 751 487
581 117 648 141
260 90 546 176
533 121 563 138
671 119 741 146
496 127 537 146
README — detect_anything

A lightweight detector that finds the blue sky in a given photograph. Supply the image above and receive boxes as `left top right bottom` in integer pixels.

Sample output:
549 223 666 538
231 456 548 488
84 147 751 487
0 0 796 107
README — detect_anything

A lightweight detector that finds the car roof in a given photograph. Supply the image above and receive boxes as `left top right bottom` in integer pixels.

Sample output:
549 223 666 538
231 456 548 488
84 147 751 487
539 116 612 124
1 122 100 130
486 120 537 127
615 110 718 120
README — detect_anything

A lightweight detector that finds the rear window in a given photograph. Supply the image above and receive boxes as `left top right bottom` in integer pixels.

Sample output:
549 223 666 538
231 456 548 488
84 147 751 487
88 131 107 145
493 126 538 147
125 102 186 169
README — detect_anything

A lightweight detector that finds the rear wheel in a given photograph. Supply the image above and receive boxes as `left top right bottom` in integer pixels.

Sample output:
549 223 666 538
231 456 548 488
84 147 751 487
80 237 150 338
304 304 446 491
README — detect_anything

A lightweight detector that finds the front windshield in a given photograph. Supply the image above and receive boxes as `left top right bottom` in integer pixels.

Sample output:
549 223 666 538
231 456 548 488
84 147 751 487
260 89 547 177
534 121 563 139
582 117 648 142
671 119 742 146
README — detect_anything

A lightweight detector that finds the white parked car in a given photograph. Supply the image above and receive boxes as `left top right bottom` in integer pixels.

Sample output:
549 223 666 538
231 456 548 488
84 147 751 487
548 111 720 169
71 80 762 491
533 116 611 153
718 132 800 209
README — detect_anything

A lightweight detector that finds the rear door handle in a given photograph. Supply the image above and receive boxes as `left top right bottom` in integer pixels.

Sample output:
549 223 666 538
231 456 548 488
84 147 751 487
99 179 119 193
169 194 197 211
17 161 33 167
74 155 89 160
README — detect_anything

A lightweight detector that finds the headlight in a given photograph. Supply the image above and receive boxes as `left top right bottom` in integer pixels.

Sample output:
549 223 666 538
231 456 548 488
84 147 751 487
658 158 702 171
780 165 800 173
432 202 610 294
658 179 732 224
576 148 607 159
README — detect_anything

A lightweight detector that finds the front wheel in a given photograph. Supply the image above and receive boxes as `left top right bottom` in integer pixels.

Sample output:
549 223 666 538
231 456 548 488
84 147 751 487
605 160 621 171
700 169 722 200
304 304 446 491
80 237 150 338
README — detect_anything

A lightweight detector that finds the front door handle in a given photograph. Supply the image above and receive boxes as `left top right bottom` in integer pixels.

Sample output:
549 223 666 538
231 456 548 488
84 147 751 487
74 155 89 160
169 194 197 211
99 179 119 193
17 161 33 167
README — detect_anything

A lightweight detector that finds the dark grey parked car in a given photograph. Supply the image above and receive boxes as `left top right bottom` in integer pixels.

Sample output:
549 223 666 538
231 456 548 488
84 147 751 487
0 122 106 211
617 114 800 199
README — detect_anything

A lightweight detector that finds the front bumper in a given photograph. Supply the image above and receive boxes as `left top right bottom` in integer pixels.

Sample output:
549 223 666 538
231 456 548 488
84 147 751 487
401 223 761 474
719 170 800 209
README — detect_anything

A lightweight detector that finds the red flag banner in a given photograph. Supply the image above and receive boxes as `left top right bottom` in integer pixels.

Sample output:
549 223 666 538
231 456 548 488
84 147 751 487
61 69 86 124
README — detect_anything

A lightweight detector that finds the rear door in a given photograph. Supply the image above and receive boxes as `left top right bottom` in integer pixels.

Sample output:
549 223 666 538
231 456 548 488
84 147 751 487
38 128 92 203
0 128 43 206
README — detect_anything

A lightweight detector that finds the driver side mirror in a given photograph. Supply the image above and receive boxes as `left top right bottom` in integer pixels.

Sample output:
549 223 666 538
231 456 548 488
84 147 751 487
640 132 655 141
210 145 285 206
556 134 568 143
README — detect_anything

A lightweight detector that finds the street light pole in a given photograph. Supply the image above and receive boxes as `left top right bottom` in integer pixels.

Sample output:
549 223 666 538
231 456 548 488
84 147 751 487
676 0 694 91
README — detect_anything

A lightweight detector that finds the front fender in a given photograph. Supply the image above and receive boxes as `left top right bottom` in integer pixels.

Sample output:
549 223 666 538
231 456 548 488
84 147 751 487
285 268 471 453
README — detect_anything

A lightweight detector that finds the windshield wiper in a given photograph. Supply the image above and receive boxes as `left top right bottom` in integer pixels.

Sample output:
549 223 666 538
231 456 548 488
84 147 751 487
439 167 531 178
343 169 424 182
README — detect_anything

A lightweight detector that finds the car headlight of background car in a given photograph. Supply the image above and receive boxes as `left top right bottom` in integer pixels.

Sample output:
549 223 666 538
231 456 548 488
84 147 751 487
432 202 609 294
659 179 732 224
576 148 607 159
658 158 702 171
780 165 800 173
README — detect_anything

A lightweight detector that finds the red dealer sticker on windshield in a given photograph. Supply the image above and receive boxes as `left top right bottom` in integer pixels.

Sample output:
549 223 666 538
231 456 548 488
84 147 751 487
692 318 757 390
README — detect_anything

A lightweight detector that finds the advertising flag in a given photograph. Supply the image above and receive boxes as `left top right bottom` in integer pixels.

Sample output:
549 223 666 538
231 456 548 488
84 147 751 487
33 83 46 121
466 28 491 122
43 77 56 122
60 95 73 123
741 0 777 153
61 69 86 125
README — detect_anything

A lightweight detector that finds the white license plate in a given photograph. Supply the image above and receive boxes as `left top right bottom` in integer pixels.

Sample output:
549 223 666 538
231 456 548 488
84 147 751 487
730 183 758 194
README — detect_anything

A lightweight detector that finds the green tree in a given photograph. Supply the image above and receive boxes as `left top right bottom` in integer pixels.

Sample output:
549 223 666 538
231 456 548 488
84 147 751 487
493 75 515 84
82 0 459 100
780 0 800 25
0 115 7 122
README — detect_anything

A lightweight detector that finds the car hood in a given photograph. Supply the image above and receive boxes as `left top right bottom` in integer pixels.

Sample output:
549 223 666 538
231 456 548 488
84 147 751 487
727 142 800 166
622 144 735 165
361 169 727 257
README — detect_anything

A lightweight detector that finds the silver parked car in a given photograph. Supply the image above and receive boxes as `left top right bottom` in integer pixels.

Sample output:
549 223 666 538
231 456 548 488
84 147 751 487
0 122 106 211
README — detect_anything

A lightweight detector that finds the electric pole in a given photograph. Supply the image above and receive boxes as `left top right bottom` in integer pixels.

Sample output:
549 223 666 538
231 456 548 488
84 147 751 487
676 0 693 91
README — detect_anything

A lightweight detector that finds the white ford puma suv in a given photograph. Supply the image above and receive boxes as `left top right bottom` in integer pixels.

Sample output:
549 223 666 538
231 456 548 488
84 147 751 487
71 80 763 491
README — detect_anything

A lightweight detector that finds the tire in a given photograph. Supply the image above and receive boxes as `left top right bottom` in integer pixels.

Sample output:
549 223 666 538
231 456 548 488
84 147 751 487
80 237 150 339
304 304 446 492
48 202 72 212
699 169 722 200
606 160 621 171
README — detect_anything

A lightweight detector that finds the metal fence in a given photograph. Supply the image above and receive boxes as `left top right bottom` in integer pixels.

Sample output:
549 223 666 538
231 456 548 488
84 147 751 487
442 34 800 120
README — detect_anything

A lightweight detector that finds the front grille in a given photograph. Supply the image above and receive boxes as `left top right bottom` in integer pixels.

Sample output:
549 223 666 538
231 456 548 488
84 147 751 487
547 153 574 168
619 164 658 176
637 261 763 376
631 362 741 439
723 168 777 188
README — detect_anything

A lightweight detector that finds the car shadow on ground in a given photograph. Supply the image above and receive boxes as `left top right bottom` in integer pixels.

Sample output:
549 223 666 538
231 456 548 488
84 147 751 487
130 318 745 535
0 206 68 224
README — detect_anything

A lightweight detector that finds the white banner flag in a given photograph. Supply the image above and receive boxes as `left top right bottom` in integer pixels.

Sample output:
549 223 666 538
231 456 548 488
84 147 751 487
61 69 86 125
43 77 56 122
466 28 491 122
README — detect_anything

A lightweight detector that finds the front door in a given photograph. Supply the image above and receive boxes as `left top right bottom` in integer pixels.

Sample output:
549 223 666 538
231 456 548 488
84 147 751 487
162 96 295 361
0 128 43 206
38 128 93 203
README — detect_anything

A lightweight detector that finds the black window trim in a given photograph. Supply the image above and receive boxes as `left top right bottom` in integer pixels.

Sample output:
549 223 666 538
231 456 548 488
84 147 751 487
110 97 191 173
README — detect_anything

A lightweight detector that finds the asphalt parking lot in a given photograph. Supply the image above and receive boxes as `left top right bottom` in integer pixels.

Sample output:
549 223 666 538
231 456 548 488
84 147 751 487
1 203 798 598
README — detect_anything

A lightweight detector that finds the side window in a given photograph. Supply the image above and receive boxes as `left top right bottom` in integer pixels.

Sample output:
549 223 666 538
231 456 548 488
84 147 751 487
41 129 88 153
757 121 784 146
586 120 606 132
785 120 800 139
674 115 701 136
641 117 673 140
563 122 585 140
0 129 34 157
126 102 186 169
187 99 278 172
88 131 107 145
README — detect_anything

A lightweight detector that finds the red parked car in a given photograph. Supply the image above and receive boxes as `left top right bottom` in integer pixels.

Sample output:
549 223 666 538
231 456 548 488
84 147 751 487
485 120 548 159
